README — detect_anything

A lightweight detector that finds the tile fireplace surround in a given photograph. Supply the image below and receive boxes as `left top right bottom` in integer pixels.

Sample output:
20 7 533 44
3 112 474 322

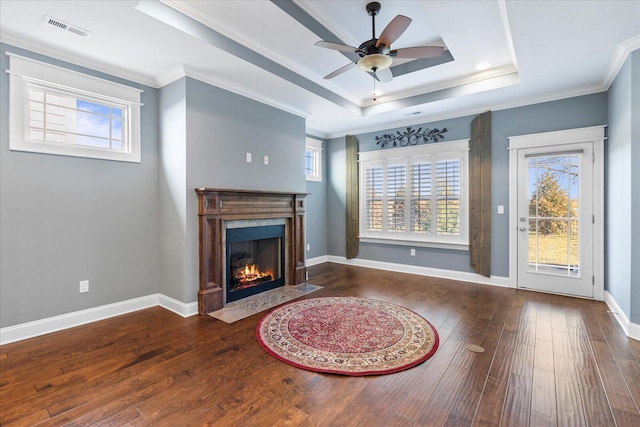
195 188 307 314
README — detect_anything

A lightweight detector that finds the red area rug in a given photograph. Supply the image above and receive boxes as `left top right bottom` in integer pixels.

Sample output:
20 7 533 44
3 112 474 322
256 297 439 376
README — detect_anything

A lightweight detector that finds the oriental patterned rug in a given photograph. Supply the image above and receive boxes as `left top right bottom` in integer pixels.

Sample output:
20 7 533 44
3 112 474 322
256 297 439 376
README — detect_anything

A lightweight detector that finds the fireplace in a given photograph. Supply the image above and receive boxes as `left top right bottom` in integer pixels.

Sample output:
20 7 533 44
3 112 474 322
195 188 307 314
226 224 285 302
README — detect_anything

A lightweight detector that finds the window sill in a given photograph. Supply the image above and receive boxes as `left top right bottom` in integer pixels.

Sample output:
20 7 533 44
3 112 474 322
10 140 140 163
359 236 469 251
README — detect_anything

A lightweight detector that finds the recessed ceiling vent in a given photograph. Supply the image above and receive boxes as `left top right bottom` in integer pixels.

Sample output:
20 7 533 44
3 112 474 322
43 15 91 37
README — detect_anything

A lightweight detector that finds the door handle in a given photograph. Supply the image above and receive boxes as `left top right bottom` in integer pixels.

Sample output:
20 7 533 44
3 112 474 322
519 227 528 231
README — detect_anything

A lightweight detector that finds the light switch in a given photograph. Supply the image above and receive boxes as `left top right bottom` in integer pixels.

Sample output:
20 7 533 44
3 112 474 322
246 152 252 162
497 205 504 214
264 156 269 165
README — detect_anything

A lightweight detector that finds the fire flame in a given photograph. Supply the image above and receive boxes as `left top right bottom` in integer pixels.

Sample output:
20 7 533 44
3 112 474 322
236 264 273 284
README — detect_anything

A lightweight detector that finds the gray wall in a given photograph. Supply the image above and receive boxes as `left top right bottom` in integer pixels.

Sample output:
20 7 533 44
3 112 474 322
607 49 640 324
305 137 328 259
326 93 608 278
0 44 159 327
158 77 307 303
633 50 640 325
158 78 187 301
326 136 347 257
1 46 307 327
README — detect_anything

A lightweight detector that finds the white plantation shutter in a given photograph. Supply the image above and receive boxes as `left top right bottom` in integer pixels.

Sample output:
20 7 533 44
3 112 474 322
410 160 431 233
386 162 406 232
359 140 468 248
364 162 383 231
435 157 461 235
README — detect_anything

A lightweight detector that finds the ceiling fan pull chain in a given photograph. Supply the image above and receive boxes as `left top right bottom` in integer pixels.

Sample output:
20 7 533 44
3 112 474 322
373 77 377 101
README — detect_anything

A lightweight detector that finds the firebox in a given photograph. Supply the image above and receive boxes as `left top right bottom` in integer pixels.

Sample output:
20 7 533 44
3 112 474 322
225 224 285 302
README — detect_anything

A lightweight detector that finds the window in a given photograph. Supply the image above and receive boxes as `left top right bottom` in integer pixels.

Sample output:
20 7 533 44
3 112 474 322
8 53 142 163
305 138 322 181
359 139 469 249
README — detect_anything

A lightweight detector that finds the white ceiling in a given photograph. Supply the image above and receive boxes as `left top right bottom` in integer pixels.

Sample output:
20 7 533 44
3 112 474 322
1 0 639 138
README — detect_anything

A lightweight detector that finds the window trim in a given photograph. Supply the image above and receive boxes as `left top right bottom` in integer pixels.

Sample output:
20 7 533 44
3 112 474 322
305 137 323 182
358 139 470 250
7 52 142 163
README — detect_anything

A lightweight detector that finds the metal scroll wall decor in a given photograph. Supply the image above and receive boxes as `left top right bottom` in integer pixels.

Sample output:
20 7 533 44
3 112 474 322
375 126 448 148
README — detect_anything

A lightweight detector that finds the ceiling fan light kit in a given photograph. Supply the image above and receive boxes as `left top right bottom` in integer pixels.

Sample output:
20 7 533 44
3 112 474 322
316 1 444 82
357 53 393 72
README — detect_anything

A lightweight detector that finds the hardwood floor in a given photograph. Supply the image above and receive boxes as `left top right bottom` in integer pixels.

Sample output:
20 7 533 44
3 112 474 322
1 263 639 426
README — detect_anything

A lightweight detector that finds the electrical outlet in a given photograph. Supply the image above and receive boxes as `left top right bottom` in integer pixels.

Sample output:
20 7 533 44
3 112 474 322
79 280 89 293
246 152 252 162
410 248 416 256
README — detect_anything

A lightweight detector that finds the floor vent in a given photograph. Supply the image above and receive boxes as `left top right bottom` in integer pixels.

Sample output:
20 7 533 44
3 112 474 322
44 16 91 37
466 344 485 353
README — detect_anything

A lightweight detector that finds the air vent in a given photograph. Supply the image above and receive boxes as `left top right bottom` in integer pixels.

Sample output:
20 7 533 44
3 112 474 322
43 15 91 37
45 16 68 30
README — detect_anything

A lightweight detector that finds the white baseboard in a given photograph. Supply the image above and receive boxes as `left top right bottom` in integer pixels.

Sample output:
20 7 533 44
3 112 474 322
325 255 510 288
158 294 199 317
604 291 640 341
306 255 329 266
0 294 198 345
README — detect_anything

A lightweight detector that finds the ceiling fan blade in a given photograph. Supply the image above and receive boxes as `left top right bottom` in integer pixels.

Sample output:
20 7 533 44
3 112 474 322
375 67 393 83
376 15 412 48
315 41 360 54
323 62 357 79
391 46 445 58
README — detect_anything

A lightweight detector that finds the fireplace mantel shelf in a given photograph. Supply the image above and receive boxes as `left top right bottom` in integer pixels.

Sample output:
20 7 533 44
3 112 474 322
196 187 309 196
195 188 307 314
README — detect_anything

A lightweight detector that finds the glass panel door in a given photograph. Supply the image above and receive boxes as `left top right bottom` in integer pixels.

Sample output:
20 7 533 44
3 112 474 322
517 143 593 297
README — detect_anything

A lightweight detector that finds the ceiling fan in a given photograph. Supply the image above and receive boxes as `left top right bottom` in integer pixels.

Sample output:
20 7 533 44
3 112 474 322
315 1 444 83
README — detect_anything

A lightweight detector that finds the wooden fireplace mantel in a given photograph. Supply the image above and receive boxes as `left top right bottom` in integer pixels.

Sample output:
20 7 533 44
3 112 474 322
195 188 308 314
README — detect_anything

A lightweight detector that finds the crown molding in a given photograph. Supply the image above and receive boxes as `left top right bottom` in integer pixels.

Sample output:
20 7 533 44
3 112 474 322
601 35 640 90
155 63 189 88
178 64 312 119
0 31 158 88
293 0 360 48
363 64 520 107
326 82 606 139
305 127 330 140
161 0 361 106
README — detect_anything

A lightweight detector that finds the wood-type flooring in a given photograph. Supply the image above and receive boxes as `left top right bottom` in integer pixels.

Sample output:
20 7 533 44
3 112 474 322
1 263 639 426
